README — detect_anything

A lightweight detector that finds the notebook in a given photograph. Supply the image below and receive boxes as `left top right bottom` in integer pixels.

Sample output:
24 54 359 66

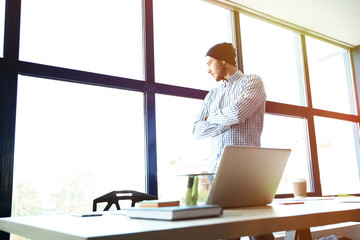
124 204 222 220
205 146 291 208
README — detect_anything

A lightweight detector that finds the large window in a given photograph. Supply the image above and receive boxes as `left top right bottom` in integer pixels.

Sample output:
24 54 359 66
306 37 355 114
19 0 144 79
306 37 359 195
315 117 360 195
240 14 306 106
13 76 145 216
240 13 359 197
153 0 232 90
240 13 312 194
153 0 232 201
156 94 210 201
261 114 310 194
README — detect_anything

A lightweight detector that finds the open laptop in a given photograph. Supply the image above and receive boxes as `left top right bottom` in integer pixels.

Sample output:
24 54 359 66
206 145 291 208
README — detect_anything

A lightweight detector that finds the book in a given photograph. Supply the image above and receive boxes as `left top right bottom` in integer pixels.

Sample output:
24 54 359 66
124 205 223 220
137 200 180 208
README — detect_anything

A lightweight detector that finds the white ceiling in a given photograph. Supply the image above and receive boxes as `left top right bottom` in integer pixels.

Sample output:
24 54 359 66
230 0 360 47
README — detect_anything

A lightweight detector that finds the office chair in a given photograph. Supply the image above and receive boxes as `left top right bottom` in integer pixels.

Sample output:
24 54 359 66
92 190 158 211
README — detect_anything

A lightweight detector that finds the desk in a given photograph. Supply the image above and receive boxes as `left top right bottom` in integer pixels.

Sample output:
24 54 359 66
1 200 360 240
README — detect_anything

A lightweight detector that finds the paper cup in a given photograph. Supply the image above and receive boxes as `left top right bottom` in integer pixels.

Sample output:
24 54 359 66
292 178 307 198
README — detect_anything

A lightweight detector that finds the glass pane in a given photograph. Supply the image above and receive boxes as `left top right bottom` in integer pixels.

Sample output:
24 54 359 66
314 117 360 195
156 94 210 201
19 0 143 80
240 14 305 106
0 0 4 57
261 114 310 194
13 76 145 216
306 37 355 114
153 0 232 90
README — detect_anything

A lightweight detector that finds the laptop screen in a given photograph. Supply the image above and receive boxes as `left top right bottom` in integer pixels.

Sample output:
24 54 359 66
206 146 291 208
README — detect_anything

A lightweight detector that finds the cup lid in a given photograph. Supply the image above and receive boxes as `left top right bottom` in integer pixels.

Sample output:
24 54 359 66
291 178 306 182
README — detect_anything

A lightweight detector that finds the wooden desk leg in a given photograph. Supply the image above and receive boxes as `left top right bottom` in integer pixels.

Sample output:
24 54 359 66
285 229 312 240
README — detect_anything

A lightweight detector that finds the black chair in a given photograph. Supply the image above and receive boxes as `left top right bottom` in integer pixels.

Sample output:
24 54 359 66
93 190 158 211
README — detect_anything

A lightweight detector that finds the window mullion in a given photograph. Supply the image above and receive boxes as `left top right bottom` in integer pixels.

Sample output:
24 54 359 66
300 34 322 196
231 10 244 72
143 0 157 196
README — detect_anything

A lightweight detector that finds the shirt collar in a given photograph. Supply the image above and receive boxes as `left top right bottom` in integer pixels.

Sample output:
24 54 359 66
222 70 243 87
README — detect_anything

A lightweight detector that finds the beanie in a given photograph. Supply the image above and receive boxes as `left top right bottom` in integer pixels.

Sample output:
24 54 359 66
206 42 236 66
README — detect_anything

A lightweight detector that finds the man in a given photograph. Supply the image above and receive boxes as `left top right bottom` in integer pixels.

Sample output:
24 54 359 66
193 42 271 240
193 42 267 174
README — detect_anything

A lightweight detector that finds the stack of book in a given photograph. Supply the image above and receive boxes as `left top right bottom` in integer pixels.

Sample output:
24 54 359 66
125 200 222 220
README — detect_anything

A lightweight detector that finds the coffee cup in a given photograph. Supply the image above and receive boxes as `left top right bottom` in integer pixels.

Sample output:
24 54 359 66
292 178 307 198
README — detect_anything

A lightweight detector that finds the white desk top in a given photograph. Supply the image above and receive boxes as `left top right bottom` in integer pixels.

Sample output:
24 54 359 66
1 199 360 240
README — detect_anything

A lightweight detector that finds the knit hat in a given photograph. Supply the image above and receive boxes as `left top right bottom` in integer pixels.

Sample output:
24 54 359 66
206 42 236 66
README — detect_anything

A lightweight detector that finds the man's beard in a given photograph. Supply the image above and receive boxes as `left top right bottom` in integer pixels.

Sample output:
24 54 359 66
214 66 226 82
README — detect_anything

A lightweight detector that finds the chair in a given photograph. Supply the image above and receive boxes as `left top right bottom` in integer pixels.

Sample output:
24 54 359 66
93 190 158 211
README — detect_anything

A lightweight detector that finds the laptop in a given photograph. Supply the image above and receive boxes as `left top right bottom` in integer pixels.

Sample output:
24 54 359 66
206 145 291 208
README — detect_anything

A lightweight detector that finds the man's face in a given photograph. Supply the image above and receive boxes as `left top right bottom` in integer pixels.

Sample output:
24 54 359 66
206 56 226 82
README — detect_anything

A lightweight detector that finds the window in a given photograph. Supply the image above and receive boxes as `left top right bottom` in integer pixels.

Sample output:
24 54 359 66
261 114 310 194
13 76 145 216
155 94 210 201
153 0 233 201
241 14 359 197
306 37 355 114
314 116 360 195
153 0 232 90
19 0 144 79
240 14 306 106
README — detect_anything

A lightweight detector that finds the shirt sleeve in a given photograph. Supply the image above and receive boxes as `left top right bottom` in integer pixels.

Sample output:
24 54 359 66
206 75 266 126
192 90 230 139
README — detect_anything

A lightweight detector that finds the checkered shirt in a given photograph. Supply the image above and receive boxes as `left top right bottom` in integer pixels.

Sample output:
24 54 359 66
193 70 267 173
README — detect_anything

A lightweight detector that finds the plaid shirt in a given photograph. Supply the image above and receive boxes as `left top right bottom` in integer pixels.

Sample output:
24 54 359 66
193 70 266 173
